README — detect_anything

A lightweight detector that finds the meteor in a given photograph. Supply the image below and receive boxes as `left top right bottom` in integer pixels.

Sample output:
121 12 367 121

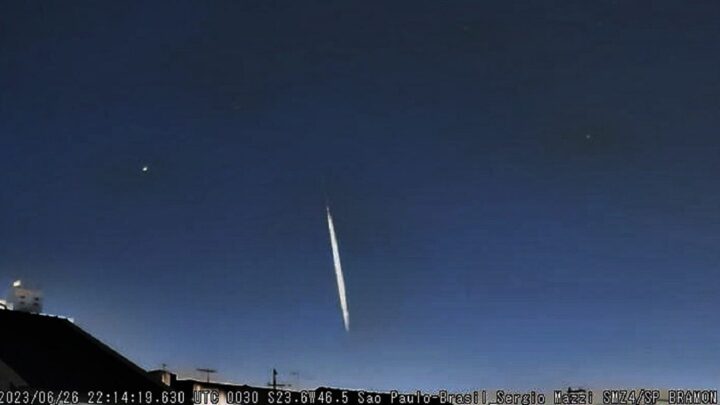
326 205 350 332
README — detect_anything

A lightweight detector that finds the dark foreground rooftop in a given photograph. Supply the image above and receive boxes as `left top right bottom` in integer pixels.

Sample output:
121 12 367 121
0 309 164 392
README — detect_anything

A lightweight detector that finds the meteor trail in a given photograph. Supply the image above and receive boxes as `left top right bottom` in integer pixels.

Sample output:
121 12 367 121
326 205 350 332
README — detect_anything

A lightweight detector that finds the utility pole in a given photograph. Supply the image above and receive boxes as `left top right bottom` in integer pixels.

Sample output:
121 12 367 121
266 368 291 391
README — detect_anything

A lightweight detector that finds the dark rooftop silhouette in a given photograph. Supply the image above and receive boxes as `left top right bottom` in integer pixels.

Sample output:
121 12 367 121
0 309 165 392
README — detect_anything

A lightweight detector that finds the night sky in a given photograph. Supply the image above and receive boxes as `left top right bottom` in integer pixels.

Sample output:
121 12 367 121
1 0 719 391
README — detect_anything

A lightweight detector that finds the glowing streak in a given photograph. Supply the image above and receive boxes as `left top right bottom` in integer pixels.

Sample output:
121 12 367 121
327 205 350 332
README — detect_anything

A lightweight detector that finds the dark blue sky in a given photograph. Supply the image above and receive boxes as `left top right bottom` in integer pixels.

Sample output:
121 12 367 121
1 0 719 391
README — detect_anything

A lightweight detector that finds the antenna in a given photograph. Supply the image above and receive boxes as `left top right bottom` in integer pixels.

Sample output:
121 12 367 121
196 368 217 383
